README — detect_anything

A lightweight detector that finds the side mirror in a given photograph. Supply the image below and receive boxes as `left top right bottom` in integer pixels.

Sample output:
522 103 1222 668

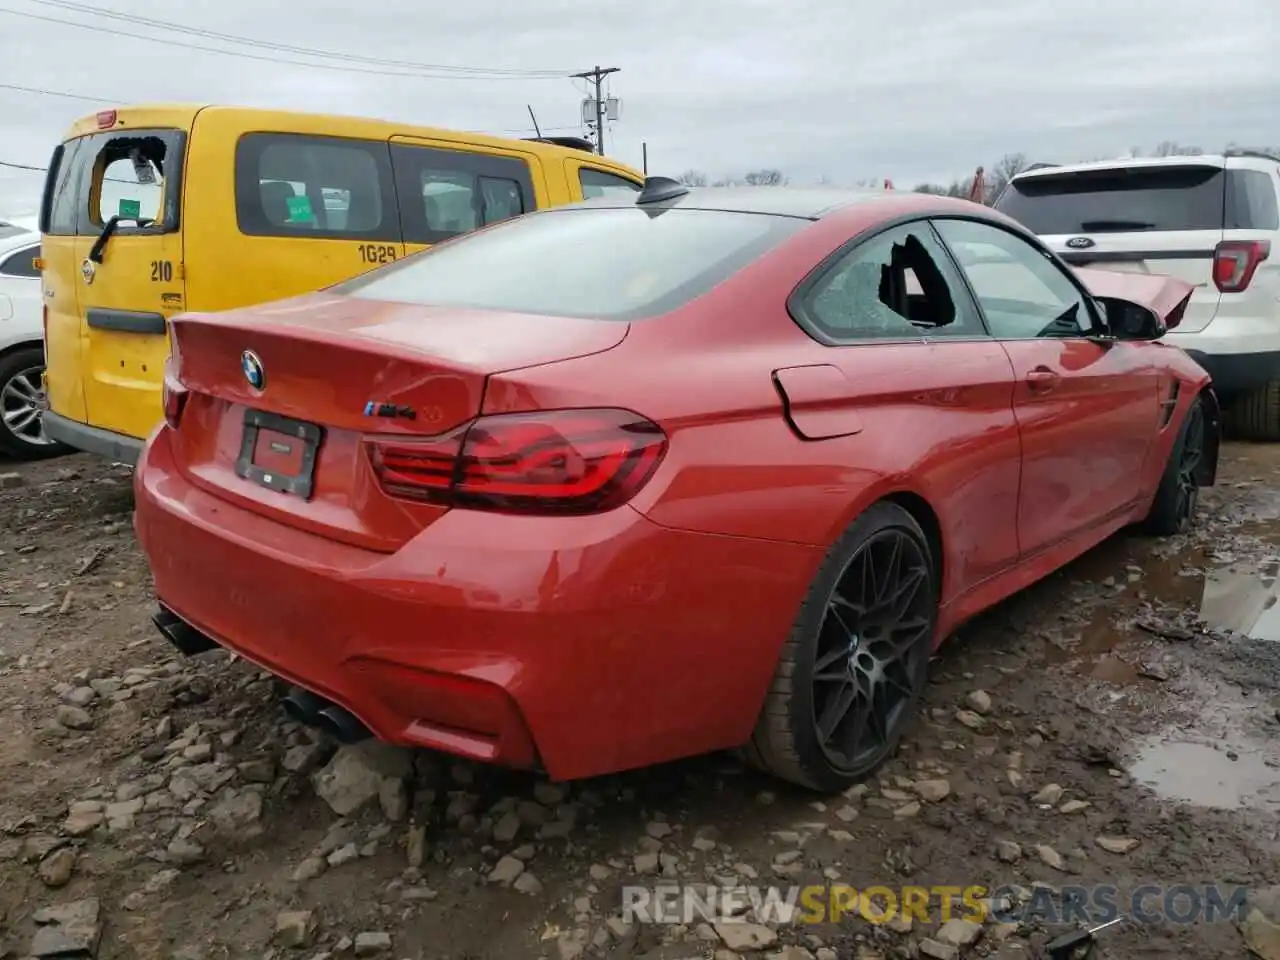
1096 296 1167 341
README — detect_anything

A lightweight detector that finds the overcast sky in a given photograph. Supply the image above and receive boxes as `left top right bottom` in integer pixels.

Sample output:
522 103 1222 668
0 0 1276 215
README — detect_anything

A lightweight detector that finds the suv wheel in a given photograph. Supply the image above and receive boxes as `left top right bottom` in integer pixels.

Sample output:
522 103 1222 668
1231 380 1280 441
0 346 72 461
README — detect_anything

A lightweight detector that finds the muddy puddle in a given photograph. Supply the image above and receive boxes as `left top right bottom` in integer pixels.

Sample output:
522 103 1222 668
1200 558 1280 642
1128 736 1280 810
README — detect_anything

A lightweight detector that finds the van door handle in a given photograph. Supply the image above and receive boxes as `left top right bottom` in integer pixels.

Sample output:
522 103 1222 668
1025 367 1061 392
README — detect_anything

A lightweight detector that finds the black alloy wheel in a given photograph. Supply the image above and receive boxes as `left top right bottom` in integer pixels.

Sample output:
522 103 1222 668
810 527 934 772
744 502 938 792
1173 401 1205 531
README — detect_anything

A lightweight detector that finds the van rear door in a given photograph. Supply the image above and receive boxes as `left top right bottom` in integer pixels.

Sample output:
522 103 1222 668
995 162 1226 333
69 127 188 441
39 137 92 426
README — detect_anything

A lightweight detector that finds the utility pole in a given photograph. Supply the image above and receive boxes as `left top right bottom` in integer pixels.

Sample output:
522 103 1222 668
571 65 619 155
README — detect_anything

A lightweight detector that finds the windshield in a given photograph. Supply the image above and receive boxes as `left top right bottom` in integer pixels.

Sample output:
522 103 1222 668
996 166 1227 234
334 206 808 321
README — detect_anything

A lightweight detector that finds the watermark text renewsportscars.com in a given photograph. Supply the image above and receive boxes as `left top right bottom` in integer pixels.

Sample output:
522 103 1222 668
621 883 1251 926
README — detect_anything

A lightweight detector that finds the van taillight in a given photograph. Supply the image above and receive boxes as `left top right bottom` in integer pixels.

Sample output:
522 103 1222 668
1213 240 1270 293
368 409 667 515
162 368 188 429
96 110 117 129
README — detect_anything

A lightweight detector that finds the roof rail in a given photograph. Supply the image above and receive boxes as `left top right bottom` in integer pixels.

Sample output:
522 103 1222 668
1225 147 1280 163
1021 162 1060 172
522 135 595 153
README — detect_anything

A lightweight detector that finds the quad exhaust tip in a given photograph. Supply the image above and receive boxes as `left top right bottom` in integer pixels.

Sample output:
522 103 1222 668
152 606 217 656
281 685 371 743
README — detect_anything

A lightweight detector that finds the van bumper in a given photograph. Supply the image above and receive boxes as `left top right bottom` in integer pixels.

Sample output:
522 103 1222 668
42 411 144 465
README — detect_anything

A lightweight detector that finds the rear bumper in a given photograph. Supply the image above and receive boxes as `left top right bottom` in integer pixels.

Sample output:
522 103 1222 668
133 428 820 781
43 411 144 465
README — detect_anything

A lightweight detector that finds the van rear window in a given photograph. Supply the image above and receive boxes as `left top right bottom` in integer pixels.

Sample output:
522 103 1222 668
234 133 399 242
996 166 1227 234
334 206 806 321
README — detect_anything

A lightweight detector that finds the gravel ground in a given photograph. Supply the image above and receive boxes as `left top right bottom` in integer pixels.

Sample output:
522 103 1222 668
0 444 1277 960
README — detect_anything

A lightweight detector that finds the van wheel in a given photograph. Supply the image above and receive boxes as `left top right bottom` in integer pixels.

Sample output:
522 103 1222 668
741 502 937 792
1230 380 1280 441
0 346 72 461
1143 396 1206 536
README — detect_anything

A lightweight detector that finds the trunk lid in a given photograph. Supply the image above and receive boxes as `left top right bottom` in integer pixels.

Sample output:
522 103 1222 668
995 161 1227 332
167 292 629 551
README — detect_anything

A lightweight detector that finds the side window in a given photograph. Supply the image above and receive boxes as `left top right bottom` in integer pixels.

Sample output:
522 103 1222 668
94 137 168 226
391 145 533 244
934 219 1094 339
797 221 985 341
579 168 642 200
235 133 398 241
0 245 40 278
43 139 87 237
1226 169 1280 230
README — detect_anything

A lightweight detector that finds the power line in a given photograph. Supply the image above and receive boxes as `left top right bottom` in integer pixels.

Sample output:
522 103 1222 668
0 81 115 104
0 6 575 81
25 0 571 78
0 81 586 137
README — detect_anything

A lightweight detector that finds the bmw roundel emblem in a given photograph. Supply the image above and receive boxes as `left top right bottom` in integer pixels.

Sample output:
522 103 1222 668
1066 236 1095 249
241 350 265 390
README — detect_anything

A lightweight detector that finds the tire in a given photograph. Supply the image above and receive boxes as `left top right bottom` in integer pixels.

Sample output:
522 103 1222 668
1143 394 1207 537
1230 380 1280 441
0 346 72 461
742 501 938 792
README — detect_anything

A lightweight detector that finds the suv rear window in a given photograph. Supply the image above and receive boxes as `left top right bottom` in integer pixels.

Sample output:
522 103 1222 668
996 165 1227 234
336 207 806 321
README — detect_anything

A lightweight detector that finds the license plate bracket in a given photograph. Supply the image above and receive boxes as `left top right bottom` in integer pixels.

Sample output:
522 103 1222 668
235 409 323 499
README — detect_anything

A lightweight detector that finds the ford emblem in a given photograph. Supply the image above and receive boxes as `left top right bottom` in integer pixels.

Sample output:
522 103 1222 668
1066 236 1095 249
241 350 265 390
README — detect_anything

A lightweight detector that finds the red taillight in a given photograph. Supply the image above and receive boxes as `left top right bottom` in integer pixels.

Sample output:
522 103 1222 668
369 408 667 515
96 110 117 129
1213 240 1270 293
161 367 187 430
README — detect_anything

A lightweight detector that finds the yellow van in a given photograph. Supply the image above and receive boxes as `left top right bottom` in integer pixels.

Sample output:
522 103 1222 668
38 104 645 462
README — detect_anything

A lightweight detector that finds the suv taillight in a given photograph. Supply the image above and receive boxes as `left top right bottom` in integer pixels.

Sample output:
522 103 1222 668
368 408 667 515
1213 239 1270 293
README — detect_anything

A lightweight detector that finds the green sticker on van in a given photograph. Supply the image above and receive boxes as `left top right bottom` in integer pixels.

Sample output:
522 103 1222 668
118 198 141 218
285 195 314 223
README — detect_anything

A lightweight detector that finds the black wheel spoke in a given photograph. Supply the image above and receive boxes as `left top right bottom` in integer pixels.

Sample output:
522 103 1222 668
816 680 857 741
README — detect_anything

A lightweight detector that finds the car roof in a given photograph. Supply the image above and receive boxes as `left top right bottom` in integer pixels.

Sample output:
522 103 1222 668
0 226 39 254
569 185 963 220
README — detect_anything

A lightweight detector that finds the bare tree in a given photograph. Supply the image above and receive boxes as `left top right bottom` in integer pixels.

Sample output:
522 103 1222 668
677 170 708 187
743 169 786 187
984 153 1030 204
1155 141 1204 157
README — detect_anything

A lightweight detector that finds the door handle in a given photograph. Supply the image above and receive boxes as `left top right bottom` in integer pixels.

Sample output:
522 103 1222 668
1025 367 1061 392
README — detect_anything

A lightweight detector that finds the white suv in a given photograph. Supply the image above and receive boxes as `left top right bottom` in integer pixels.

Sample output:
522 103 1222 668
0 220 68 459
995 150 1279 438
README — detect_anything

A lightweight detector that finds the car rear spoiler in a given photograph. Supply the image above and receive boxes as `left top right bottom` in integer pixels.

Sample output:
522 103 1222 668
1070 266 1195 328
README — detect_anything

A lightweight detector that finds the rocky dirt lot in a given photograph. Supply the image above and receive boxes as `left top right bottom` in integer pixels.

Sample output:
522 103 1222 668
0 445 1278 960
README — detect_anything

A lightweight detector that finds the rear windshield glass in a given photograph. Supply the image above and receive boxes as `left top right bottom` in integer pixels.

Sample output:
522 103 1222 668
335 207 807 321
995 166 1226 234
